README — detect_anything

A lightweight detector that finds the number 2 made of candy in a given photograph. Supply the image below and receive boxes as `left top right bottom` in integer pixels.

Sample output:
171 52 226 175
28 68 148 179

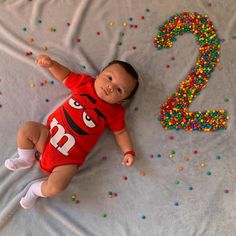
154 12 229 131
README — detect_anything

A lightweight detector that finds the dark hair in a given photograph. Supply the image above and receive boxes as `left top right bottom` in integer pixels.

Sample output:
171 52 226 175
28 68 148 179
103 60 139 99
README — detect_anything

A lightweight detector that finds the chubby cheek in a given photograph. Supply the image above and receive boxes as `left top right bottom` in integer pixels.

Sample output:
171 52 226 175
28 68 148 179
94 80 102 95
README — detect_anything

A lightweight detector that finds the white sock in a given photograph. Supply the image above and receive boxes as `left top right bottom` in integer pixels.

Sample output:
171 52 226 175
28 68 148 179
20 181 45 209
5 148 36 171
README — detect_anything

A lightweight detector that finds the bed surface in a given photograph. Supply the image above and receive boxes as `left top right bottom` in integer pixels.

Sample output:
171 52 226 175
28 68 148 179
0 1 236 235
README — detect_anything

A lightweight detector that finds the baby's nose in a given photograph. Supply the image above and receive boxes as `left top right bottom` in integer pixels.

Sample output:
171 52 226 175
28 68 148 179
107 84 114 93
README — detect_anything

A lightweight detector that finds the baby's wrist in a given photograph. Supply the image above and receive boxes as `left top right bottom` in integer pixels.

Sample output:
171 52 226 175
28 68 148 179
124 150 136 157
48 60 55 68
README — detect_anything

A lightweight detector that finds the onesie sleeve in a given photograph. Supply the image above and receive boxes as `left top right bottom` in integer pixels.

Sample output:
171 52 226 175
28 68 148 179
107 105 126 132
64 72 93 91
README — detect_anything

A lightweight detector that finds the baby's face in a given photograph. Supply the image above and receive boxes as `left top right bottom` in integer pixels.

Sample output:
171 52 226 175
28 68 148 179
94 63 137 104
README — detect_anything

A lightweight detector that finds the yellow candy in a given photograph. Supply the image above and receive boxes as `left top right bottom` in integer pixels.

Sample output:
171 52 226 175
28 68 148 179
109 21 114 27
200 162 206 168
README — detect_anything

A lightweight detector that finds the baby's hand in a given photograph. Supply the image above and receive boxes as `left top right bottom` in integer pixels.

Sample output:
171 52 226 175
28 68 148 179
122 154 134 167
35 55 54 68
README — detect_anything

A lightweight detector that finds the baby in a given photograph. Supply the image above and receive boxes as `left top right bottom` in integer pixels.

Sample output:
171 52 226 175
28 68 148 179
5 55 139 209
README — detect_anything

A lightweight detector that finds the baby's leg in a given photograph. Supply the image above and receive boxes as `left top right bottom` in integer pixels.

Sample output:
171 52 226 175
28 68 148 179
5 121 49 171
20 165 78 209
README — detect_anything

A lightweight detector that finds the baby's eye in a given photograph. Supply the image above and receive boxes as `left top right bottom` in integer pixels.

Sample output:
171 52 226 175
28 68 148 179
117 88 122 94
108 76 112 81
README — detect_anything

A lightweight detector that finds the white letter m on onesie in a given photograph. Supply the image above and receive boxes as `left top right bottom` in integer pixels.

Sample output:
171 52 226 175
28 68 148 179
50 118 75 156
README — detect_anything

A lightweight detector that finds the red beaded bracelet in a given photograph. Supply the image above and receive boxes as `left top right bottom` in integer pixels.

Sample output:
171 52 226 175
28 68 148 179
124 150 136 156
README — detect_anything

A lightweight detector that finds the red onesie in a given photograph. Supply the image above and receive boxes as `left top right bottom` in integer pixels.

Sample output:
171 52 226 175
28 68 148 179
39 72 125 174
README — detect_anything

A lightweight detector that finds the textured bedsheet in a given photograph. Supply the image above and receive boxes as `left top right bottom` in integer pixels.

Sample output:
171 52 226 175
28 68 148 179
1 0 236 235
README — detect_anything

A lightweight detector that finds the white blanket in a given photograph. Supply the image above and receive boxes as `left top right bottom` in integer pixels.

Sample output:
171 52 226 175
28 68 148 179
1 0 236 235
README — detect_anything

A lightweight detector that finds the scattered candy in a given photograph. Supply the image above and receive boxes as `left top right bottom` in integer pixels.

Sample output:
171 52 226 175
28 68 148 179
156 154 161 158
123 176 128 180
70 194 80 204
169 150 175 159
25 51 33 56
216 155 221 160
188 186 193 191
224 189 229 193
178 165 184 171
70 194 77 202
123 21 127 27
175 180 180 185
184 156 190 161
109 21 114 27
28 37 34 43
207 171 212 176
107 191 118 199
218 64 223 71
154 12 229 131
102 213 107 218
174 202 179 206
224 98 229 102
42 46 48 51
107 193 113 199
200 162 206 168
141 214 146 219
140 170 145 176
80 65 86 69
120 32 125 37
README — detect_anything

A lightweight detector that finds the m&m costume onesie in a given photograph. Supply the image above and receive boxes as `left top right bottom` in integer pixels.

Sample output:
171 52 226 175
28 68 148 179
39 72 125 173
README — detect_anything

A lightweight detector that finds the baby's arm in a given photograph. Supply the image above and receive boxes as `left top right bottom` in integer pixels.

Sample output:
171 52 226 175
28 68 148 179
113 127 135 167
35 55 70 83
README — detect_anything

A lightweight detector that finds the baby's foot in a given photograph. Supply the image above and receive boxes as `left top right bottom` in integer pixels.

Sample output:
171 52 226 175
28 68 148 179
5 158 34 171
20 191 38 209
20 181 45 209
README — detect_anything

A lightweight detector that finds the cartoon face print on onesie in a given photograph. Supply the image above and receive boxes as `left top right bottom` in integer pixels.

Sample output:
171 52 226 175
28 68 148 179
59 93 106 138
47 92 107 159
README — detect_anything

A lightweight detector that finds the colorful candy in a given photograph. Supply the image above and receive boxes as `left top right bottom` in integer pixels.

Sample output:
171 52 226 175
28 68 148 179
154 12 229 131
